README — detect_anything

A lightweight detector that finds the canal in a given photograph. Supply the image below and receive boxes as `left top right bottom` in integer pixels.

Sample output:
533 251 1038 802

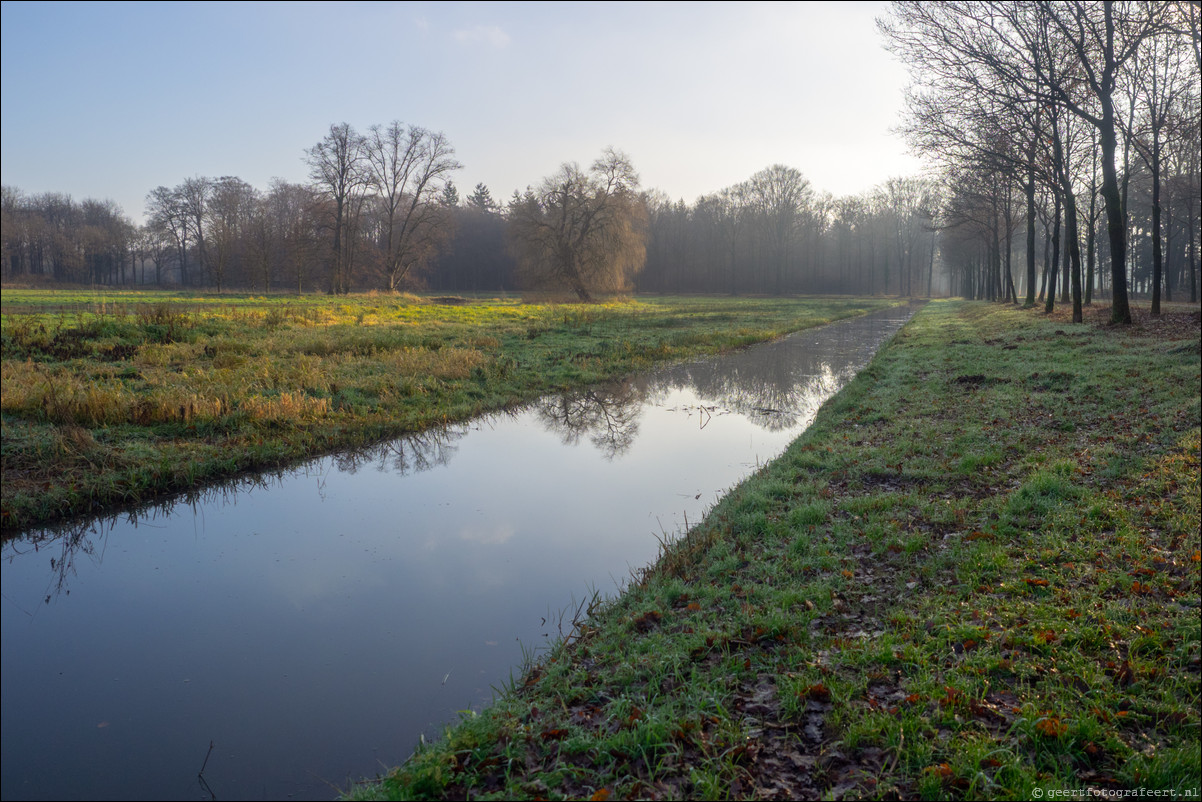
1 305 913 800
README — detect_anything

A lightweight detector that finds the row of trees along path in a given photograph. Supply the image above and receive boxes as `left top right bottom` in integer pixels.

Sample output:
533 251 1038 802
880 0 1201 323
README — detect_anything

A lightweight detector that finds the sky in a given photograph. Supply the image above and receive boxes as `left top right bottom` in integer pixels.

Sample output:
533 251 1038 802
1 0 926 222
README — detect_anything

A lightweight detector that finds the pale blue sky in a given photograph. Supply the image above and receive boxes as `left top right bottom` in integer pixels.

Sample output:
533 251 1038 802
1 1 924 221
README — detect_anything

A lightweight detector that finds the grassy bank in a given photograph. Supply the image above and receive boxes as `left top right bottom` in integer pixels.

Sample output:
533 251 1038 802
0 290 896 532
350 300 1201 801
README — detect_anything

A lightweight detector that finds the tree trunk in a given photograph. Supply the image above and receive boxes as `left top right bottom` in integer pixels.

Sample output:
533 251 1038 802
1086 183 1097 306
1063 186 1084 324
1187 202 1199 303
1025 173 1037 307
927 229 936 298
1099 116 1131 323
1163 197 1173 303
1150 136 1163 315
1040 218 1051 302
1060 223 1071 306
1046 194 1060 314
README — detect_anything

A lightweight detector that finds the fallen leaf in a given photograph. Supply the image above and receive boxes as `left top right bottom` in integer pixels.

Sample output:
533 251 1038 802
803 683 831 702
1036 716 1067 737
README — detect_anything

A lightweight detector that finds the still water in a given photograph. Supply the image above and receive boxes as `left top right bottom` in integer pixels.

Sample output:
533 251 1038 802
2 306 913 800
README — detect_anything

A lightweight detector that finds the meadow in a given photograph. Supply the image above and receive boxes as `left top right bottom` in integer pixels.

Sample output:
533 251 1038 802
349 300 1201 800
0 289 897 531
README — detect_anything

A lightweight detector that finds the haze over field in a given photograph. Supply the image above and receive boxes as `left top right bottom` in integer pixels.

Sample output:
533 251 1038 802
4 1 1196 314
1 4 1200 797
0 1 922 220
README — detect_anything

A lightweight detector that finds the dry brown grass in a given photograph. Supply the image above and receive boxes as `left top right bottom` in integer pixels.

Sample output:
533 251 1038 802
2 361 127 426
239 392 331 422
381 346 488 379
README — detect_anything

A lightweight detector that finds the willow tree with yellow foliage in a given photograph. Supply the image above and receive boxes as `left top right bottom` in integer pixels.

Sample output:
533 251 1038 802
507 148 647 301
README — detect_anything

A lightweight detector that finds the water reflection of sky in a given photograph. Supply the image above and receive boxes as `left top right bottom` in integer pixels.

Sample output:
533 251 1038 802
1 306 913 802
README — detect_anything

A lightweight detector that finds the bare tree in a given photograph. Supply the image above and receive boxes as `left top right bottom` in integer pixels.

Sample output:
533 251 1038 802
266 179 322 294
79 198 133 285
507 148 647 301
1123 25 1194 313
362 122 461 291
880 176 940 298
1025 1 1174 323
139 221 173 285
145 185 192 284
178 176 213 285
882 1 1177 323
306 123 367 294
697 182 752 295
745 165 813 295
207 176 257 292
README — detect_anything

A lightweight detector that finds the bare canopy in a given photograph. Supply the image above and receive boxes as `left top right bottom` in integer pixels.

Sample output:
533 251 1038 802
507 149 647 301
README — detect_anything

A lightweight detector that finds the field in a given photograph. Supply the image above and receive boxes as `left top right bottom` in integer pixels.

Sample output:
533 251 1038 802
0 289 898 532
349 300 1201 800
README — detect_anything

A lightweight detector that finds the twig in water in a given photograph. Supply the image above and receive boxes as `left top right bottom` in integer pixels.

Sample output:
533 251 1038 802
197 740 216 800
199 740 214 776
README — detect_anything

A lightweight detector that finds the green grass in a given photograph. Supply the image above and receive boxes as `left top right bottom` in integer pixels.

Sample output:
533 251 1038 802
0 289 899 531
346 300 1200 801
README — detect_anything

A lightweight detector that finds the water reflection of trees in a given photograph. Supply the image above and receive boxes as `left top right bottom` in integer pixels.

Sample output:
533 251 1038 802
530 362 850 459
652 322 875 431
659 360 849 431
531 310 910 456
330 424 470 476
534 380 642 459
2 517 102 604
1 470 294 603
2 425 479 601
3 310 913 597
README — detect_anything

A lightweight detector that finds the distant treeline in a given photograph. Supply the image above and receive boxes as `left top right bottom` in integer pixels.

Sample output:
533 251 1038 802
1 165 948 298
2 101 1200 306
